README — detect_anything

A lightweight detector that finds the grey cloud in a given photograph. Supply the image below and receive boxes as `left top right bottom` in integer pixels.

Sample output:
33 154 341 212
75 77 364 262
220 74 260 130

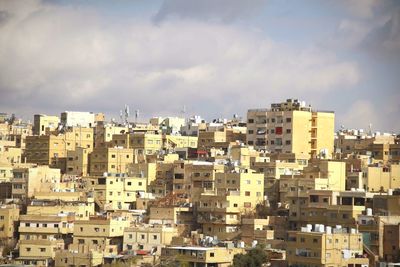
153 0 267 23
1 1 398 131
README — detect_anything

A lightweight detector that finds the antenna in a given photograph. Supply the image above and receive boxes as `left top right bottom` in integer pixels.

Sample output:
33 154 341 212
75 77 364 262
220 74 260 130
124 104 130 125
181 105 186 116
368 123 372 136
135 110 139 123
119 110 123 124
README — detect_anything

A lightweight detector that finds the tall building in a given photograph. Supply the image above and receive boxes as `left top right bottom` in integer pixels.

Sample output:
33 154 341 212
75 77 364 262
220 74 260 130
247 99 335 159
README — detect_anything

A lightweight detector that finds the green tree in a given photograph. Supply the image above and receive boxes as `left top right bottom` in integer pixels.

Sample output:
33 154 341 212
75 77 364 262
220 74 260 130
232 246 269 267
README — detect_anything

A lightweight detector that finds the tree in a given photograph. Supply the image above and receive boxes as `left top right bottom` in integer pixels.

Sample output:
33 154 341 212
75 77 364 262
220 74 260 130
232 245 269 267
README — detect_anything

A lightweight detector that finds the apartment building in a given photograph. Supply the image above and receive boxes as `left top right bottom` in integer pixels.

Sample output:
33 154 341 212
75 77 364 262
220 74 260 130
364 164 400 192
72 216 131 257
16 239 64 267
89 147 134 176
287 225 368 267
161 246 244 267
60 111 95 128
198 128 246 154
94 124 128 148
18 214 74 241
123 224 178 254
0 204 20 240
55 244 103 267
197 170 264 240
33 114 59 136
11 165 60 200
26 199 95 220
25 127 94 171
66 147 91 176
85 173 147 210
287 189 373 230
247 99 335 159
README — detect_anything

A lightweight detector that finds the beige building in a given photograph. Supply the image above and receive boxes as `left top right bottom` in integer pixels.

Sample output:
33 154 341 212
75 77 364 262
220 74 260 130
89 147 134 176
33 114 59 136
197 170 264 240
25 127 94 171
0 204 20 240
123 224 178 254
365 164 400 192
16 239 64 267
287 226 368 267
161 246 244 267
72 216 131 256
85 173 147 210
247 99 334 159
66 147 91 176
55 244 103 267
11 165 60 200
26 199 95 220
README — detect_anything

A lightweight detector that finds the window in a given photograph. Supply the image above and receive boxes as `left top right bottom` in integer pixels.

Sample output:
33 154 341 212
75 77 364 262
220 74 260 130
210 252 215 257
111 154 116 158
40 248 46 252
245 191 251 196
127 182 132 186
286 118 292 123
248 119 254 123
313 238 318 243
153 235 157 240
248 130 254 134
26 248 31 252
95 227 100 232
285 140 291 145
141 234 145 239
286 129 291 134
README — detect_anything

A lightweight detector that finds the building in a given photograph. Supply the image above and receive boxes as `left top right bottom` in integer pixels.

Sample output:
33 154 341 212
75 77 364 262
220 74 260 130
11 166 60 200
247 99 335 159
71 215 131 257
161 246 244 267
89 147 134 176
26 199 95 220
33 114 59 136
60 111 95 128
55 245 103 267
123 224 178 254
25 127 94 171
85 173 147 210
0 204 20 240
287 225 368 267
66 147 91 176
197 170 264 240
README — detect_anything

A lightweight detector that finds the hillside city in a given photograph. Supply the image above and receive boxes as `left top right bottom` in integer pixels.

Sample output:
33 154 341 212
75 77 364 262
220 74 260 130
0 98 399 267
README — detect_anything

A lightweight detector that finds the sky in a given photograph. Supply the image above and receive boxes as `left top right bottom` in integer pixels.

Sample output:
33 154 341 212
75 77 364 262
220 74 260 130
0 0 399 132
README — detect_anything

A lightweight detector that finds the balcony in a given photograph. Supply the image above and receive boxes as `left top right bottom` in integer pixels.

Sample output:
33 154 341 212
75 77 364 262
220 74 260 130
19 226 60 234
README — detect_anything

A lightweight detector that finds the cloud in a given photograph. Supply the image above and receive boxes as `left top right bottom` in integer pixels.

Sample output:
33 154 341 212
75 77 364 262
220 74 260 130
153 0 267 24
327 0 400 60
0 0 361 126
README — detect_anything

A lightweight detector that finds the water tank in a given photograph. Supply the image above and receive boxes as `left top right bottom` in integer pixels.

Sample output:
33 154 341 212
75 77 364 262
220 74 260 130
252 240 258 248
319 224 325 233
388 189 393 196
326 226 332 234
366 208 373 216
